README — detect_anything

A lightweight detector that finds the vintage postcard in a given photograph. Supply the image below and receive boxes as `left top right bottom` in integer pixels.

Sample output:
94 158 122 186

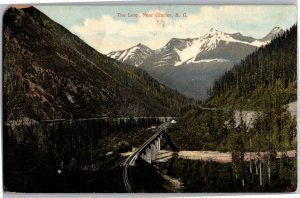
2 4 297 193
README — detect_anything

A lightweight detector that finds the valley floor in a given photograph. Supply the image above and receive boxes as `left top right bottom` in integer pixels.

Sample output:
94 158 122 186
178 150 296 163
124 150 296 164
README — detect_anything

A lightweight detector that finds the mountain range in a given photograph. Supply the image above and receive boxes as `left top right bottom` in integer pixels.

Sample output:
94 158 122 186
3 7 191 121
107 27 284 100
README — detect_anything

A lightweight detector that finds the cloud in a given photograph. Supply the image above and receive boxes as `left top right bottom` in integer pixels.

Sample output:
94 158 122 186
70 9 175 53
69 5 297 54
192 5 297 36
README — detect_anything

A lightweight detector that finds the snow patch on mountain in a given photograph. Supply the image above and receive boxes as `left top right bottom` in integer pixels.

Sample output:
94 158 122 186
108 51 122 59
186 58 230 64
250 40 268 47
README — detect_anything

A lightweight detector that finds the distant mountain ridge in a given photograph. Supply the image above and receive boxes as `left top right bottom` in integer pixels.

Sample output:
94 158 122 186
107 27 284 68
107 27 284 101
3 7 192 121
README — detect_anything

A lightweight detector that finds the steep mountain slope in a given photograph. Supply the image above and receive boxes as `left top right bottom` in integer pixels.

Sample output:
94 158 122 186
206 24 297 109
140 62 235 100
107 27 284 100
3 7 192 121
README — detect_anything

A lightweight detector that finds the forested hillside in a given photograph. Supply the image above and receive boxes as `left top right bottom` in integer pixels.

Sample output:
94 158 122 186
3 7 192 121
206 24 297 109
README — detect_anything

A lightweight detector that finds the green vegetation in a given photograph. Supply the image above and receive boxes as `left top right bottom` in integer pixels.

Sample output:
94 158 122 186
206 24 297 110
168 158 297 192
168 109 232 151
3 118 161 192
166 24 297 192
168 107 296 152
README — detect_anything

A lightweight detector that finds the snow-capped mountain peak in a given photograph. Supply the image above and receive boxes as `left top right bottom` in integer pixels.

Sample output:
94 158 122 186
271 27 284 34
259 27 284 42
107 43 153 67
204 28 227 38
203 28 255 44
171 27 284 66
171 28 255 66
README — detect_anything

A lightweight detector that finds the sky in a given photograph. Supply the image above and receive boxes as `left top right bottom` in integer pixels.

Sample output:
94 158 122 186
36 5 297 54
